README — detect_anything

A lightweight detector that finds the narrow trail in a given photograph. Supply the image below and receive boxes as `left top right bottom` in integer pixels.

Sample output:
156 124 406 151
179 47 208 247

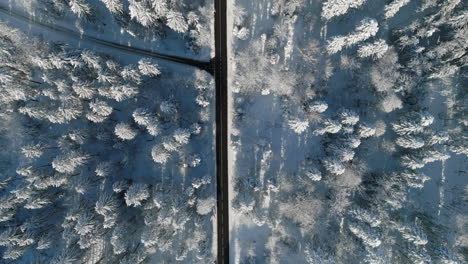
0 5 213 74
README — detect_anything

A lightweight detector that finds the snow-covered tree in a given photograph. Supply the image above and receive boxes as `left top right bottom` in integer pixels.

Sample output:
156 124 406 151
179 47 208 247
185 154 201 168
384 0 411 20
132 108 155 127
379 93 403 113
129 0 158 27
305 167 322 181
356 123 376 138
125 183 150 207
357 39 389 59
173 128 191 144
69 0 93 20
392 112 434 135
338 109 359 126
326 36 348 54
343 135 361 149
95 192 118 228
288 118 309 134
314 119 342 135
138 58 161 77
307 100 328 113
401 154 425 170
397 223 428 246
234 27 250 40
20 143 47 159
112 180 129 193
348 222 381 248
396 135 425 149
114 122 137 140
321 0 367 20
348 207 381 227
166 10 188 33
111 224 127 254
162 136 180 152
99 0 124 14
121 64 142 83
327 18 379 54
52 151 90 174
160 100 177 115
95 161 112 177
328 144 355 162
109 84 139 102
323 157 346 175
151 145 170 164
89 99 112 117
196 197 216 215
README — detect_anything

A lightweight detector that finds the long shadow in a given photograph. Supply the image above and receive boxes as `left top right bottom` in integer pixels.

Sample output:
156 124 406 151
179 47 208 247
0 5 214 74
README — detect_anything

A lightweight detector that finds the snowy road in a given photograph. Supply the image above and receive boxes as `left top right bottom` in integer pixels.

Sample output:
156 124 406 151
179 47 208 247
0 5 212 73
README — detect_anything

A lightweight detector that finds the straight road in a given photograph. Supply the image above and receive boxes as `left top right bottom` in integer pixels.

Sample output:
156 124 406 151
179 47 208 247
0 5 213 74
214 0 229 263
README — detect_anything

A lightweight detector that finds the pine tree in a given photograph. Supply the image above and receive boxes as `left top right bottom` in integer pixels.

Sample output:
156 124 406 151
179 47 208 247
305 167 322 181
138 58 161 77
109 84 139 102
95 161 113 177
357 39 389 59
111 224 127 254
323 157 345 175
151 145 170 164
379 93 403 113
52 151 90 174
89 99 112 117
327 18 379 54
160 100 177 115
306 100 328 113
396 135 425 149
166 10 189 33
314 119 342 135
173 128 191 144
129 0 158 27
114 122 137 140
20 143 47 159
133 108 155 127
288 118 309 134
69 0 93 20
384 0 411 20
125 183 150 207
348 221 381 248
338 109 359 126
356 123 376 138
321 0 367 20
99 0 124 14
185 154 201 168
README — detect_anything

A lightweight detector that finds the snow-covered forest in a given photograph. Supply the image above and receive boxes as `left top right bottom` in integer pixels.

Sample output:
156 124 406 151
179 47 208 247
0 0 216 262
228 0 467 263
0 0 467 263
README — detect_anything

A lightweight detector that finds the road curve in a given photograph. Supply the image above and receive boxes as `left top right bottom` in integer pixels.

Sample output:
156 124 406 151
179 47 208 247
0 5 213 74
214 0 229 263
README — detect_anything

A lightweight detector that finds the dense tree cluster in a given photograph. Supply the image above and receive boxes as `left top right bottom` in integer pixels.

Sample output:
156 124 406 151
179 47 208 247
0 22 215 262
